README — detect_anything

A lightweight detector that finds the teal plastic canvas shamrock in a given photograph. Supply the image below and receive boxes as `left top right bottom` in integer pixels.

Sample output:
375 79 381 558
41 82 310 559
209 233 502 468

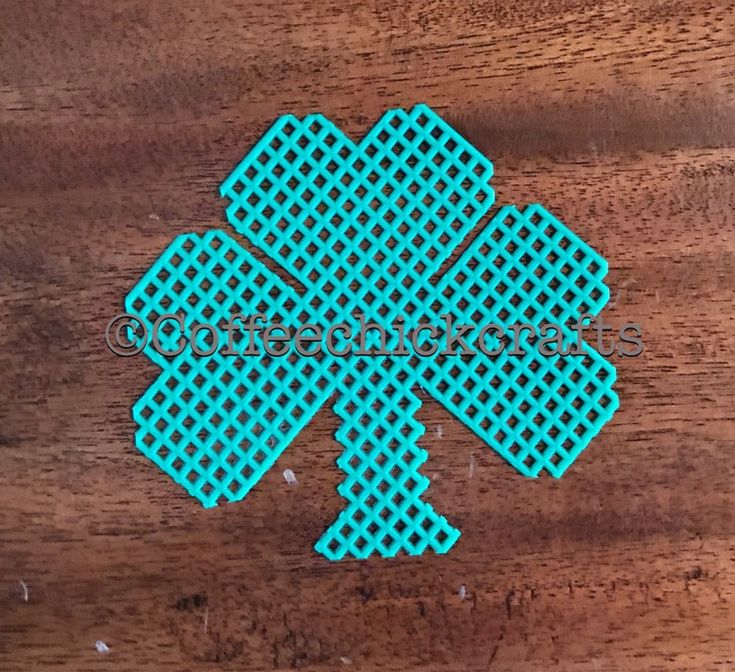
126 104 618 560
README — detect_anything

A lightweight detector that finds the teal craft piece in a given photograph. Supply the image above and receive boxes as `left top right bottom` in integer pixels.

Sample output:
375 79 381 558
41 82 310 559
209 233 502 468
125 104 618 560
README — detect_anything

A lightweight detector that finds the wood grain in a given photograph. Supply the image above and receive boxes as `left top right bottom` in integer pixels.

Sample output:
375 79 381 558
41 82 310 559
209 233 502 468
1 1 734 670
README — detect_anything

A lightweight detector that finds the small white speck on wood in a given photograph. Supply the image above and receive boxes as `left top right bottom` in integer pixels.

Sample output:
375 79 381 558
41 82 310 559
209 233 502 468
340 656 353 665
459 584 467 600
148 213 160 220
283 468 298 485
203 606 209 634
18 580 28 602
468 453 476 479
435 425 444 438
95 640 111 654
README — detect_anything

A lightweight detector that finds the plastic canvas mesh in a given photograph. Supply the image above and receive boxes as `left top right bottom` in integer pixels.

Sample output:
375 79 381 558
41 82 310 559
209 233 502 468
417 203 618 478
125 104 618 559
219 105 494 329
317 358 461 560
126 230 340 507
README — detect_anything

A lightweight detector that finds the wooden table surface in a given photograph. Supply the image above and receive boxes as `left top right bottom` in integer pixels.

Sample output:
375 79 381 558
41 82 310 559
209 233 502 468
1 1 734 670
